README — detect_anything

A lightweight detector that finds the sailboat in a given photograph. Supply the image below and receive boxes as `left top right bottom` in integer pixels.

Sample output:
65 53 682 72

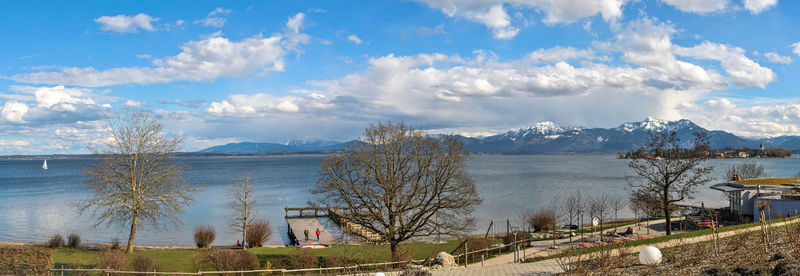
42 160 48 170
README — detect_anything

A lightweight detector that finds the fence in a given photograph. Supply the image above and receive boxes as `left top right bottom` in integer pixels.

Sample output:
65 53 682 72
50 260 417 275
48 236 544 275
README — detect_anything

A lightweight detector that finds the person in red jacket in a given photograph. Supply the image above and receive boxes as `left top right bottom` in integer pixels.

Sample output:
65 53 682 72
316 228 321 241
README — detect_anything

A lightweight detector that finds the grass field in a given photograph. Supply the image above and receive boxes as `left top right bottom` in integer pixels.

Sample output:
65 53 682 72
52 240 464 272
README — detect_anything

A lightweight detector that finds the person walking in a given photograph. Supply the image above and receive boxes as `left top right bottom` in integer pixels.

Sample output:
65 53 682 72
304 229 309 241
316 228 321 241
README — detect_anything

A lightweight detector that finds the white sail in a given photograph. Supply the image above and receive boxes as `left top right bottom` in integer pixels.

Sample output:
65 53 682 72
42 160 48 170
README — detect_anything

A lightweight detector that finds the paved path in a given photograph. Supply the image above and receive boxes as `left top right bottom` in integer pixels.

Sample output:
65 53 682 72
474 218 671 267
430 217 800 275
287 218 335 244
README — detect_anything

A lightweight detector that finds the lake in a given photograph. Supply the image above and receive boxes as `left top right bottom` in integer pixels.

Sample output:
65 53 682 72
1 155 798 246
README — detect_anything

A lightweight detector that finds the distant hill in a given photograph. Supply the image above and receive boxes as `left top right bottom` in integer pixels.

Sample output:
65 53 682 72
197 118 798 155
198 139 345 155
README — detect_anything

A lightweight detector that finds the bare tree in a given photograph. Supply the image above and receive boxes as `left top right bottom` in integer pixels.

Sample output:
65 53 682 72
230 175 256 249
611 197 625 233
565 190 581 242
548 196 562 247
81 110 194 253
627 131 713 235
590 194 610 240
724 162 770 181
313 122 482 258
575 191 586 241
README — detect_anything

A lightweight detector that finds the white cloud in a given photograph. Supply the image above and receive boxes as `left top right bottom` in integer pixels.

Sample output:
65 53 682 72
528 46 595 63
660 0 729 14
414 0 626 39
684 97 800 138
0 85 108 125
196 17 774 141
1 101 29 123
764 52 793 64
792 41 800 56
743 0 778 14
8 13 310 87
95 13 158 33
674 42 776 88
347 34 363 44
124 99 145 107
195 7 232 27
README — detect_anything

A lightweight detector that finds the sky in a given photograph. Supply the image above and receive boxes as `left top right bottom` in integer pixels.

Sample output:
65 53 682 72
1 0 799 154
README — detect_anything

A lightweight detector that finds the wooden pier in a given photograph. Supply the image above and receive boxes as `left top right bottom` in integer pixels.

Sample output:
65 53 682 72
284 206 382 245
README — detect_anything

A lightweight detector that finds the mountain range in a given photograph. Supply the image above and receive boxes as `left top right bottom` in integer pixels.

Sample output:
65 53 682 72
198 118 800 155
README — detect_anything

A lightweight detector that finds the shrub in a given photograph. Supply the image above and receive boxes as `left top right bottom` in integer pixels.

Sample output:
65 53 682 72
96 250 128 271
732 265 767 276
774 258 800 276
322 254 342 268
48 234 63 248
194 249 259 271
288 248 318 269
194 225 216 249
392 245 413 263
0 248 53 274
700 266 732 276
246 218 272 247
67 232 81 248
132 255 159 272
466 239 491 251
527 208 554 232
110 238 120 250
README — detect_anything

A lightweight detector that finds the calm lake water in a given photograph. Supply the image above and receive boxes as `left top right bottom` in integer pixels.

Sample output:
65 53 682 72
1 155 799 246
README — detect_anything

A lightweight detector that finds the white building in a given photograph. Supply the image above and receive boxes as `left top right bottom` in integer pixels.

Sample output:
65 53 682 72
711 178 800 222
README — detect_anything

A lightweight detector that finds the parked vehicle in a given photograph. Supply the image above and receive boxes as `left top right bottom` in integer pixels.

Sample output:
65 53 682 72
561 224 578 230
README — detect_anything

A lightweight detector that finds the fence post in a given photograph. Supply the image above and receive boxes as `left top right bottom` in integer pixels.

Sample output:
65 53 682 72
464 241 468 267
60 265 63 276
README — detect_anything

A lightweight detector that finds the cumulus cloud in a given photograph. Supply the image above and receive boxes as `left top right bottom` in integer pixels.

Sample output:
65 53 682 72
414 0 626 39
743 0 778 14
347 34 363 44
764 52 793 64
792 41 800 56
684 97 800 138
95 13 158 33
673 42 776 88
195 7 232 27
0 86 107 125
195 16 776 143
8 13 310 87
660 0 729 14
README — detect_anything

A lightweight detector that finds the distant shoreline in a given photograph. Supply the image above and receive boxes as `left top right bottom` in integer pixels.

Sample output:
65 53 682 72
0 152 625 160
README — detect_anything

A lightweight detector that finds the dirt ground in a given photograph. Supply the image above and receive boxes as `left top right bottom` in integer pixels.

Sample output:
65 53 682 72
558 221 800 275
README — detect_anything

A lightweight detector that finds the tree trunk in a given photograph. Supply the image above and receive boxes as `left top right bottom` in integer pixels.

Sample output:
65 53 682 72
242 224 247 250
664 206 672 235
390 241 398 262
126 215 138 253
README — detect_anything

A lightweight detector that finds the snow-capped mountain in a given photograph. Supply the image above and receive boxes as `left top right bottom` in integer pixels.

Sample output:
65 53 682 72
459 118 756 153
198 118 797 155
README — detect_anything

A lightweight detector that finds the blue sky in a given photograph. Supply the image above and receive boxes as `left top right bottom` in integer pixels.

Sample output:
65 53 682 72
1 0 799 154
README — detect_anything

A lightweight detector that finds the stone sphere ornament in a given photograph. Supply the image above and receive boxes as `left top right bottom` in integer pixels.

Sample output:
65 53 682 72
639 246 662 265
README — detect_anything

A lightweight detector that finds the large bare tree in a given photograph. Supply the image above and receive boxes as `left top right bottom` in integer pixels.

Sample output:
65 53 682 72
724 162 770 181
81 110 194 253
627 131 713 235
230 175 256 248
313 122 482 258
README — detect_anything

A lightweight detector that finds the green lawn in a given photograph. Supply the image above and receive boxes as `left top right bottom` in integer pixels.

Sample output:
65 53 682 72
52 240 463 272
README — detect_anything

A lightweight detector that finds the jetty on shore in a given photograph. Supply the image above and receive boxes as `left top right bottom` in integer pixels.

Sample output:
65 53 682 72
284 206 382 245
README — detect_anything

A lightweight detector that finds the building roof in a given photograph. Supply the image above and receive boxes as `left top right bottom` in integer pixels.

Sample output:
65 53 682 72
711 183 747 192
734 178 800 186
